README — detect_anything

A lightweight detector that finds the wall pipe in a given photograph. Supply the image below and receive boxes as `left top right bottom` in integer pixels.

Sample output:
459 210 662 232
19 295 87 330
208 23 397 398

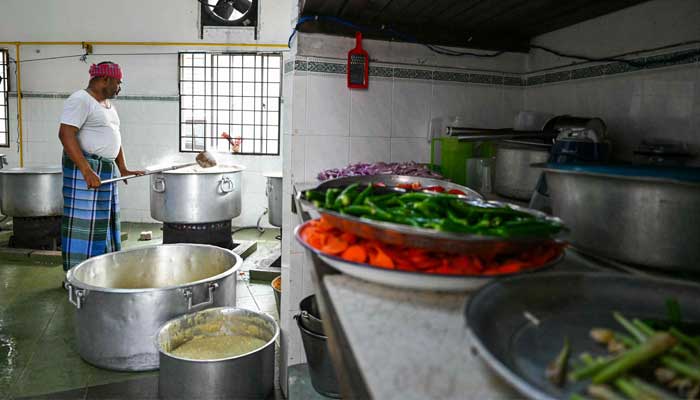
0 41 289 167
14 43 24 167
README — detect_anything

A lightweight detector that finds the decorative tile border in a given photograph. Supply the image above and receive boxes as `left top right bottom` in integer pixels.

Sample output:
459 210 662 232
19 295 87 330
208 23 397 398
10 92 179 101
526 46 700 86
290 46 700 87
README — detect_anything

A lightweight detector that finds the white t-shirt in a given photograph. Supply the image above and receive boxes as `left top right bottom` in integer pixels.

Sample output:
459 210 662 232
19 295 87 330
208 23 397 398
60 90 121 159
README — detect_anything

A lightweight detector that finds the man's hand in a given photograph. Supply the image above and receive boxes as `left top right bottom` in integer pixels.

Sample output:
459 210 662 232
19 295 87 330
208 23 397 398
81 168 101 189
118 168 146 185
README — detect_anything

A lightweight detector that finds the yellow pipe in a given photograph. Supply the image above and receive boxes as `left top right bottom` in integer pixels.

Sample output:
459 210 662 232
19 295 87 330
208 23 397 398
0 41 288 48
15 44 24 167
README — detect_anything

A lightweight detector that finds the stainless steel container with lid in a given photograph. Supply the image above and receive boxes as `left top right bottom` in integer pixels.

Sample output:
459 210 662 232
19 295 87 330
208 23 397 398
264 171 283 227
544 164 700 271
0 166 63 216
494 144 550 200
156 307 278 400
150 164 245 223
65 244 241 371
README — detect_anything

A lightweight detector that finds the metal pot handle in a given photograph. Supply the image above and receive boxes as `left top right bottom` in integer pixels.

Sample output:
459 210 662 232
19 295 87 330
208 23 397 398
219 177 234 194
153 177 166 193
183 282 219 311
67 284 86 309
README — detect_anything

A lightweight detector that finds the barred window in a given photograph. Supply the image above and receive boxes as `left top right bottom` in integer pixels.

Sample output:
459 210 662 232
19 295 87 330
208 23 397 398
0 49 9 147
179 53 281 155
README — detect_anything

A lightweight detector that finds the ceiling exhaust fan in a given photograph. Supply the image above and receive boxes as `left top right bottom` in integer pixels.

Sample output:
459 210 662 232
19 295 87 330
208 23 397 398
200 0 256 26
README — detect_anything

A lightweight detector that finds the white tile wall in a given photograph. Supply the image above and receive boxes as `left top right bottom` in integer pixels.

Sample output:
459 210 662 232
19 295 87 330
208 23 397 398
350 77 392 137
391 79 432 138
305 74 349 136
349 136 390 164
303 135 349 181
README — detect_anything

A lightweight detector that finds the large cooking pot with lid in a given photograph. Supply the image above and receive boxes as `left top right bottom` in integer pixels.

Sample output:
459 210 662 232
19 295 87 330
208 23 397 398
544 164 700 271
150 164 245 223
0 166 63 216
65 244 241 371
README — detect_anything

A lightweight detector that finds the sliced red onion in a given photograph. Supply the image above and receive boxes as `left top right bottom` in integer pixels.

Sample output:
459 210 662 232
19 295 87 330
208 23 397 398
317 162 443 181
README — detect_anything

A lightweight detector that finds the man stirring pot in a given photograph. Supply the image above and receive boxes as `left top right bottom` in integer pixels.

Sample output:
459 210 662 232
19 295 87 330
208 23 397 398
58 61 144 273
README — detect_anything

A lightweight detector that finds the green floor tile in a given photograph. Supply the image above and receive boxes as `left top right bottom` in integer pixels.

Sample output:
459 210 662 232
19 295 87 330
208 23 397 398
86 367 157 387
11 358 91 398
43 305 76 338
0 336 35 388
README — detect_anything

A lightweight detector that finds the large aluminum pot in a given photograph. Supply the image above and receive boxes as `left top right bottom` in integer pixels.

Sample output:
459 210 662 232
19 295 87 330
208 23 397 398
544 165 700 271
0 166 63 216
265 171 282 227
65 244 242 371
157 307 278 400
494 144 550 200
150 165 245 223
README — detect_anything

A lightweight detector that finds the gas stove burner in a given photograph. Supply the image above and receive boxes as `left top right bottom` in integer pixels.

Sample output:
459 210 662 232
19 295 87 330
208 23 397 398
9 216 62 250
162 220 234 249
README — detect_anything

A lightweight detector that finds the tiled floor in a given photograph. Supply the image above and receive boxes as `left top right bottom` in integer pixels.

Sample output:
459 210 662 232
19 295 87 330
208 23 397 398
0 222 281 399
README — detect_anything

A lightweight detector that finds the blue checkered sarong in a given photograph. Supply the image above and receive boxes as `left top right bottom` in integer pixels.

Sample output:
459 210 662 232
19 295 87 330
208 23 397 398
61 152 121 271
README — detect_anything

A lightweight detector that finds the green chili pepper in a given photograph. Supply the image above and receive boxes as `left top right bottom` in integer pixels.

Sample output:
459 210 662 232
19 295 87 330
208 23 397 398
343 205 373 217
352 185 373 205
333 183 360 208
398 192 432 202
324 188 341 209
305 190 325 202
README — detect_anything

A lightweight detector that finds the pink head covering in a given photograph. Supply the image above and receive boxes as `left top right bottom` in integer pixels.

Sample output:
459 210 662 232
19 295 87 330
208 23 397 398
89 62 122 81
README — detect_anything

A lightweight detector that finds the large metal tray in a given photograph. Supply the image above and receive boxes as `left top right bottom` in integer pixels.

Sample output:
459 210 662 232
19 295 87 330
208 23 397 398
295 221 564 292
297 175 565 255
465 272 700 400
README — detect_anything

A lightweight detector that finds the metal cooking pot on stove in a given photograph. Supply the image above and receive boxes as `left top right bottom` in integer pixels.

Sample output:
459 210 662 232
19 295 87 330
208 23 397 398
65 244 242 371
150 165 245 223
264 171 282 227
0 166 63 217
544 164 700 271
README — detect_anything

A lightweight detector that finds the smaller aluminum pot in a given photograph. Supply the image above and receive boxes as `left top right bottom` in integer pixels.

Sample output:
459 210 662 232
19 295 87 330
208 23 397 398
157 307 279 400
0 166 63 217
494 144 550 201
264 172 283 227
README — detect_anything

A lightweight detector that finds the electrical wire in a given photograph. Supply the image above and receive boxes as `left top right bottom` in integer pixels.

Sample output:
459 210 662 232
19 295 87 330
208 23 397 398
289 14 700 65
289 15 504 57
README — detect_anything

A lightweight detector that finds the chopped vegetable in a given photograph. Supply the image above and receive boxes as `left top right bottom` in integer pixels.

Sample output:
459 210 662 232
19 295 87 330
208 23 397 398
546 338 571 387
304 185 564 238
300 218 564 276
587 384 627 400
592 333 677 384
317 162 443 181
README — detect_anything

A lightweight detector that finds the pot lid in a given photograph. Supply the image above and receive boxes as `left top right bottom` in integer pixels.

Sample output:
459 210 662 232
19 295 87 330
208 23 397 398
544 163 700 183
263 171 283 178
0 166 62 174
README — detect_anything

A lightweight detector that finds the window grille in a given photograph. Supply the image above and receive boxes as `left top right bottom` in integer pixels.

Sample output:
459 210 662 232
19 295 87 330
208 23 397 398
179 52 281 155
0 49 9 147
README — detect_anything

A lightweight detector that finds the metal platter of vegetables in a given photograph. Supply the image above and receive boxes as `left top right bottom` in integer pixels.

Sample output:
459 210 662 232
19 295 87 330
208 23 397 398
298 175 566 257
465 272 700 400
295 174 567 291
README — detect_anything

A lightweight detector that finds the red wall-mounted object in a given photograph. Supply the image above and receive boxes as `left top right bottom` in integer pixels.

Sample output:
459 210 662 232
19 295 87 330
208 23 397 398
347 32 369 89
